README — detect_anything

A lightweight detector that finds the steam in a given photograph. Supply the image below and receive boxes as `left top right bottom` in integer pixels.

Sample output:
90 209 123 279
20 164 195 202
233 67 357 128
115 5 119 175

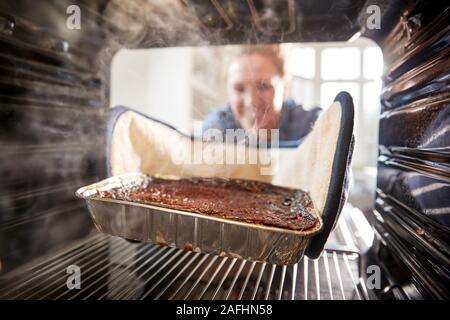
94 0 209 75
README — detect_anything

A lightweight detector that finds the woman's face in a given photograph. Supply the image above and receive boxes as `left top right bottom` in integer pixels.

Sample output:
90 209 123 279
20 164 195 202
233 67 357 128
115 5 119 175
227 53 285 130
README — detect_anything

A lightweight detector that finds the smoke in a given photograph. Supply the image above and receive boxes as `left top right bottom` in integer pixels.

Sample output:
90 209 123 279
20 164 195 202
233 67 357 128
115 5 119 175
93 0 209 73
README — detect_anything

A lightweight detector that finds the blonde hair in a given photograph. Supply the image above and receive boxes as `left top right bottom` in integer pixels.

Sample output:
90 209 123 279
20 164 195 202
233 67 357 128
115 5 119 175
237 45 285 77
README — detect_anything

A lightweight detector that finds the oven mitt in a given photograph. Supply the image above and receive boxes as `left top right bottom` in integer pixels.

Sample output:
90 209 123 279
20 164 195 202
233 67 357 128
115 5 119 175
106 107 274 182
106 92 354 260
273 92 355 259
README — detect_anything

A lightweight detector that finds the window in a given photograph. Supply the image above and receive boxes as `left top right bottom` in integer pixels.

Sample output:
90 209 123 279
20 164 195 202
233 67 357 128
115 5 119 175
320 82 360 109
321 47 360 80
287 39 383 169
363 47 383 79
286 47 315 79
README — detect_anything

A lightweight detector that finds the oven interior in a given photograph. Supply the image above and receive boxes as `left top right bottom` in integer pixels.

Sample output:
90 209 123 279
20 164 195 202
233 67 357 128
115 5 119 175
0 0 449 300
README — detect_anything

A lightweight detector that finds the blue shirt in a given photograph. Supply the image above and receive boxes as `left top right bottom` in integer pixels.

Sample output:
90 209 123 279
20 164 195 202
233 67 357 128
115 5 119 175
202 99 321 144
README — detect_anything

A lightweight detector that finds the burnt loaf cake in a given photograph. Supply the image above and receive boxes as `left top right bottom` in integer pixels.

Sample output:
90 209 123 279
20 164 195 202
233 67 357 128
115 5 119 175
98 176 320 232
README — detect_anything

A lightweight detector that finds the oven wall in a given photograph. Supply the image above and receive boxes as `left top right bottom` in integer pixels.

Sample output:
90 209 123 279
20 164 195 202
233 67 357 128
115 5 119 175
0 1 109 273
363 1 450 299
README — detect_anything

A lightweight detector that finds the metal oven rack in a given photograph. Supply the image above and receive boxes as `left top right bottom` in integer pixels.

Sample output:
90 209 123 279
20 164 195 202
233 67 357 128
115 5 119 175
0 229 368 300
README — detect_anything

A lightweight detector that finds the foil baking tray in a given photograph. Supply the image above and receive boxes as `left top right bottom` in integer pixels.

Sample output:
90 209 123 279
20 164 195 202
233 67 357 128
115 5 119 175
76 173 323 265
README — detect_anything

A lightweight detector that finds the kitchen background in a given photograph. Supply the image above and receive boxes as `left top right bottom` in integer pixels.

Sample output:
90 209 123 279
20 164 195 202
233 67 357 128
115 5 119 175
110 38 383 212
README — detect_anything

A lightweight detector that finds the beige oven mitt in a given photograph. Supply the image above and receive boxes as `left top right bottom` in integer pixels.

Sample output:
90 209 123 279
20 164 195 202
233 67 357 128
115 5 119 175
107 92 355 259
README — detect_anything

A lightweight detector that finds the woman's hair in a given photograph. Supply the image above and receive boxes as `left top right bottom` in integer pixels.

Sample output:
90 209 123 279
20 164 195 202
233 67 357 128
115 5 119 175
237 44 285 76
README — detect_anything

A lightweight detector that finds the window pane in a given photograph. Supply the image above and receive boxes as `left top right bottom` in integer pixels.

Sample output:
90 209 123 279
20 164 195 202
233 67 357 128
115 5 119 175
321 48 360 80
363 81 382 117
289 78 315 110
363 47 383 79
286 47 315 79
320 82 359 109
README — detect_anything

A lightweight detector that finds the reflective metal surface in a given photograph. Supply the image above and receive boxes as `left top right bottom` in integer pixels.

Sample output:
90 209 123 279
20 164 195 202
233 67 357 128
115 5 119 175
365 1 450 299
0 233 365 300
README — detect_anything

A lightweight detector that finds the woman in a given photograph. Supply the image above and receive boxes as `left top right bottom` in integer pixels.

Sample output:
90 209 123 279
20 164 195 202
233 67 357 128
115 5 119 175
202 45 321 143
